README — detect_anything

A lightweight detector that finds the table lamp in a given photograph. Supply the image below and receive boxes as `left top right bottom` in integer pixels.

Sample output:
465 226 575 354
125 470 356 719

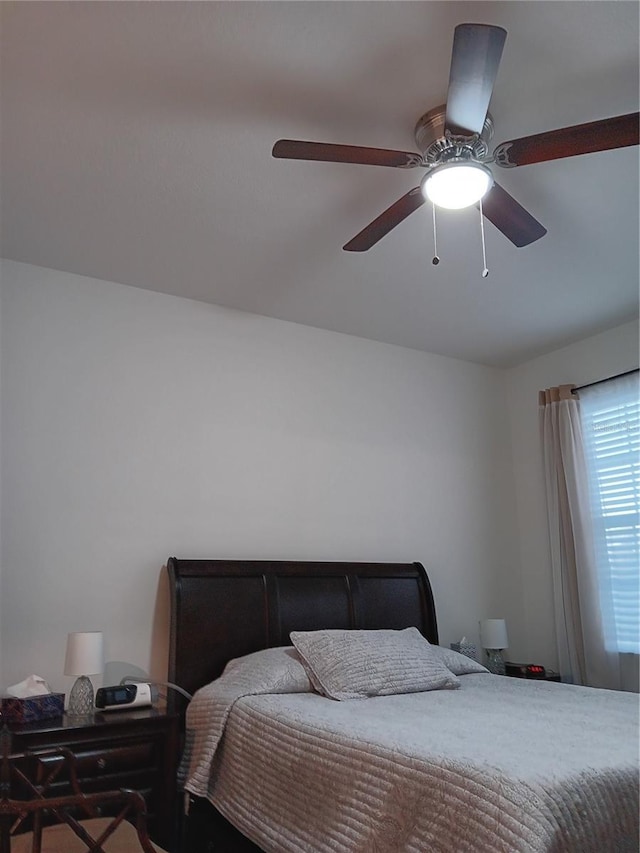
479 619 509 675
64 631 104 716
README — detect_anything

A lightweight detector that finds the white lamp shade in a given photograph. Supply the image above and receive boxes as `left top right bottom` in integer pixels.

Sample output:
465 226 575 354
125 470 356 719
64 631 104 676
479 619 509 650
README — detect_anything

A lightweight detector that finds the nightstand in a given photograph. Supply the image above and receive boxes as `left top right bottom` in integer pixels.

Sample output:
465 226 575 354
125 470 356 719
506 671 562 683
7 707 179 851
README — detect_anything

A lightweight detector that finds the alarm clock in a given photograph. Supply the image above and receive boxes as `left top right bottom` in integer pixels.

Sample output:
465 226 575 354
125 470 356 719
505 662 547 679
95 683 152 711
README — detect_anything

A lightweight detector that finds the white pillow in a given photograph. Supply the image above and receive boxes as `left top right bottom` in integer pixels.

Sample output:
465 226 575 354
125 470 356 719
223 646 312 694
431 645 489 675
290 627 460 700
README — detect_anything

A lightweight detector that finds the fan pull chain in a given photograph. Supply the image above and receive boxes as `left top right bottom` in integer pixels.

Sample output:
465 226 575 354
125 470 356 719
479 198 489 278
432 203 440 266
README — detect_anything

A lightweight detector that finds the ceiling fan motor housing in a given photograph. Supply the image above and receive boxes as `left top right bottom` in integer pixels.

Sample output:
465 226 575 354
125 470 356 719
415 104 494 165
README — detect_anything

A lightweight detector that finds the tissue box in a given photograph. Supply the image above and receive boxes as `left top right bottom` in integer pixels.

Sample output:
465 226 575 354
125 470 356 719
1 693 65 724
450 642 478 661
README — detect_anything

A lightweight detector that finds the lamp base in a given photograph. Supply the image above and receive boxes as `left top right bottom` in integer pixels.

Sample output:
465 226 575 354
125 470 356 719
485 649 506 676
67 675 95 716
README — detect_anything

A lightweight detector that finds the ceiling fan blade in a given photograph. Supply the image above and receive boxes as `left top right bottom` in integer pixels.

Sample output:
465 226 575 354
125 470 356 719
343 187 425 252
445 23 507 136
480 182 547 247
272 140 423 168
493 112 639 167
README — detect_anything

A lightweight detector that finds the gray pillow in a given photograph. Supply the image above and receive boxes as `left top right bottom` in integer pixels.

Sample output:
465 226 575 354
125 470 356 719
290 627 460 700
431 645 489 675
223 646 312 693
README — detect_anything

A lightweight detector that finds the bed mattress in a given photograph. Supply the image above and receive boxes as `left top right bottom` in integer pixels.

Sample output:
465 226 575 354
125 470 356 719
183 672 639 852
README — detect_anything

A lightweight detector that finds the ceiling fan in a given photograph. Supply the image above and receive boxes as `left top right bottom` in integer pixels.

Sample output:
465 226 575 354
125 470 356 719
272 23 639 251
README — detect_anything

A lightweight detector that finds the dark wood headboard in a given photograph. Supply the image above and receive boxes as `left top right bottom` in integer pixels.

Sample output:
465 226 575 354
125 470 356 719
167 559 439 703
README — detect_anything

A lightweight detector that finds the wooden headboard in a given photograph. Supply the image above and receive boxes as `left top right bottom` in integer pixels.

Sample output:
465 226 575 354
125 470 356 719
167 558 439 703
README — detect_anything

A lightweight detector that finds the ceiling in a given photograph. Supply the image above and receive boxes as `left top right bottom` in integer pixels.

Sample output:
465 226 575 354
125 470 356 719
1 1 638 367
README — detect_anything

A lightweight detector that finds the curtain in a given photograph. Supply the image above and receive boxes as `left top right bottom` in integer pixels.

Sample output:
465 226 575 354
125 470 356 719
539 384 621 689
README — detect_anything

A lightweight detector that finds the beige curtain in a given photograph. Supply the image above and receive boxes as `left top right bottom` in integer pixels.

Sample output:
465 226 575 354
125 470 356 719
539 385 621 689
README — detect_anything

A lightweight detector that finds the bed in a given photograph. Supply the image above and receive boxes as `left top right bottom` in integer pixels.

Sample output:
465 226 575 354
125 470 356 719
167 558 639 853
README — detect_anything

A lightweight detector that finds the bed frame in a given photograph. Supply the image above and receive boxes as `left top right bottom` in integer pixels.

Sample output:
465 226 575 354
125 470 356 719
167 558 439 853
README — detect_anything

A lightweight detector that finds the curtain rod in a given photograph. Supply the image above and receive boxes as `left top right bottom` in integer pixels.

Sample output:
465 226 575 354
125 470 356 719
572 367 639 393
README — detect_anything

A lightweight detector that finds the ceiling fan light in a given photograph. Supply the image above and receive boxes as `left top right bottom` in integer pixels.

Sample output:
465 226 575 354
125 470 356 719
422 162 493 209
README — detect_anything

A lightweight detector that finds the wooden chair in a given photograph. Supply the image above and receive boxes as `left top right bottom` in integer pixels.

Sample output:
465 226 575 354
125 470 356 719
0 727 168 853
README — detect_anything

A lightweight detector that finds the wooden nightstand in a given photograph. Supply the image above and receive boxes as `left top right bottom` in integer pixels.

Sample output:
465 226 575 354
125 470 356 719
505 672 562 683
8 707 179 852
542 672 561 682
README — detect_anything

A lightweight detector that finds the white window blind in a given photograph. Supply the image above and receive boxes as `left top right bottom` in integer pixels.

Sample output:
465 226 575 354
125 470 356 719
579 371 639 654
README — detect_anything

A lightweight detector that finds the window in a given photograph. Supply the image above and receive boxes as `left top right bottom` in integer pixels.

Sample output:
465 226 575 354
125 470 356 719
579 371 639 654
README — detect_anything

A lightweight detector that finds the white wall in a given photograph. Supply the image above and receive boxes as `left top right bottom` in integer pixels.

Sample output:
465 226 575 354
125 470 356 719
506 318 639 683
0 260 523 694
0 286 2 687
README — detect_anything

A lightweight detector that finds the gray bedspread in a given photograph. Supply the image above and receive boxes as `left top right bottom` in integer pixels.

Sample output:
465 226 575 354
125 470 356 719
183 672 639 852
